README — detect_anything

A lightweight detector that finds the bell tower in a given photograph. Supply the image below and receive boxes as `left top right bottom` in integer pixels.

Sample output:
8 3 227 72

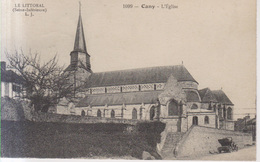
65 2 92 98
70 2 91 73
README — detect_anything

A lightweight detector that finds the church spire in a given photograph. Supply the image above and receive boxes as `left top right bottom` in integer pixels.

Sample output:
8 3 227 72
70 2 91 72
73 1 87 53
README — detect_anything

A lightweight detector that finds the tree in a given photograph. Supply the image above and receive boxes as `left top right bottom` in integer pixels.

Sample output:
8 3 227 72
6 50 83 112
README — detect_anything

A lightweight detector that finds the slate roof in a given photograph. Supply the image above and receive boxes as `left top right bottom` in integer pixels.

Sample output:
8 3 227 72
185 90 201 102
212 90 233 105
76 91 163 107
85 65 198 88
1 69 24 84
73 9 87 54
198 88 218 103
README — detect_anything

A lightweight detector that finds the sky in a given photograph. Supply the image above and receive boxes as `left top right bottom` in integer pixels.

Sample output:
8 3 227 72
1 0 256 119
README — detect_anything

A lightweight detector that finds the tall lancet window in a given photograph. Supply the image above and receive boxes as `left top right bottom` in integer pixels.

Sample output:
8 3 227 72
132 108 137 119
168 100 178 116
227 107 232 120
204 116 209 124
97 109 102 117
111 109 115 118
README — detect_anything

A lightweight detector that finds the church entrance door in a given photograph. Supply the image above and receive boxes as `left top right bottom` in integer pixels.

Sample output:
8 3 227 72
192 116 198 125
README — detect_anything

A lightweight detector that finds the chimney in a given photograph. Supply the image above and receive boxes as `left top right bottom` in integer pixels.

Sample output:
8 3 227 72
1 61 6 71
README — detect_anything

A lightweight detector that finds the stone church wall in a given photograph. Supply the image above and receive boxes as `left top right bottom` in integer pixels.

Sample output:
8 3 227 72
187 114 216 129
75 104 155 120
200 102 211 109
161 118 179 132
57 105 70 115
181 117 188 132
178 81 198 89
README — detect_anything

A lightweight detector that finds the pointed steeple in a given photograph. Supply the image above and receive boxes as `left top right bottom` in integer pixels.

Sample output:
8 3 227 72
69 2 91 73
73 2 87 53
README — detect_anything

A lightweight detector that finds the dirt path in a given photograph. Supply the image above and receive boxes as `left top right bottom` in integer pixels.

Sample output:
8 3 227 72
195 145 256 161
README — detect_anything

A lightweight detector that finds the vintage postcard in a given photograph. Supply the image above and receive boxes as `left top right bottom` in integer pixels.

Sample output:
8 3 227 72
1 0 257 161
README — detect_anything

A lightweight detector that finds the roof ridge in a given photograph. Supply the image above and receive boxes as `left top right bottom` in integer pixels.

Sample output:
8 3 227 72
86 64 198 87
211 90 233 105
199 87 210 91
85 90 164 96
92 65 184 74
198 87 209 99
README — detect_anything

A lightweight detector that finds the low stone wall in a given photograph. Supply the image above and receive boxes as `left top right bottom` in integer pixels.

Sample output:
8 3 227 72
175 126 252 158
32 112 143 125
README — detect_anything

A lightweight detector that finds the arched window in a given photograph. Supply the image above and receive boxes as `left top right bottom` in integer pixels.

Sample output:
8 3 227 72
227 107 232 120
192 116 198 125
168 100 178 116
218 106 222 118
204 116 209 124
191 104 198 109
111 109 115 118
150 106 155 120
132 108 137 119
97 109 102 117
81 110 85 116
223 107 226 119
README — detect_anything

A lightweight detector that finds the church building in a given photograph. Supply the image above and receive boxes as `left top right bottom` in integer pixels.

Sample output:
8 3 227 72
57 7 235 132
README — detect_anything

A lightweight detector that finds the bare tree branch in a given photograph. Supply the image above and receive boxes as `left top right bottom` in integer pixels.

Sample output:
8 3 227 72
6 50 84 112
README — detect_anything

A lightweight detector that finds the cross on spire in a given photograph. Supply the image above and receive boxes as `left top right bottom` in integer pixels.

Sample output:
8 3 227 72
79 1 81 15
